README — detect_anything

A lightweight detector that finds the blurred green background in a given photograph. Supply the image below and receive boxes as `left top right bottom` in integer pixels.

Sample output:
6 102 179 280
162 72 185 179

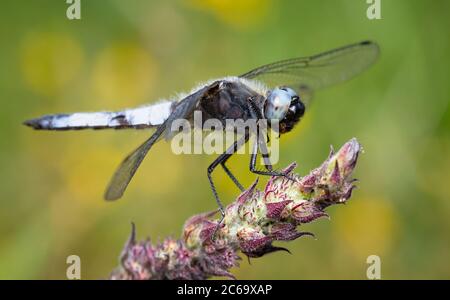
0 0 449 279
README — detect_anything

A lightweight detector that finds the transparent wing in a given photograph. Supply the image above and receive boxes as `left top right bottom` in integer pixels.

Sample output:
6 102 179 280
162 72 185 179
104 123 166 200
104 84 211 200
240 41 380 104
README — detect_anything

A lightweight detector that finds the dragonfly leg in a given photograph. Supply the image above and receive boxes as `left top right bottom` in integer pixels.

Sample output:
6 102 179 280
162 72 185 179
258 135 274 172
207 134 249 240
220 134 250 192
245 97 280 174
221 161 244 192
207 153 229 240
249 133 295 180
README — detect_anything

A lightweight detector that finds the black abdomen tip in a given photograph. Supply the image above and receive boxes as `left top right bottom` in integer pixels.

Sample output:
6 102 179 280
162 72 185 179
23 118 42 129
23 115 53 130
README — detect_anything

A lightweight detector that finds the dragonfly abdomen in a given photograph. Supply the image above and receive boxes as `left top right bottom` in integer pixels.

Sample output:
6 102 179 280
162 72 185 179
24 101 175 130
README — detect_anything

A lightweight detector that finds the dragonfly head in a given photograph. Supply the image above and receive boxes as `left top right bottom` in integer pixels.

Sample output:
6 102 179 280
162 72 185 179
265 87 305 134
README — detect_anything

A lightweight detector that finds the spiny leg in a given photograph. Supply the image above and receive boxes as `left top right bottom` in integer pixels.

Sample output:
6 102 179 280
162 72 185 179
258 131 274 172
221 161 244 192
249 129 295 179
208 134 249 240
245 96 278 174
220 134 250 192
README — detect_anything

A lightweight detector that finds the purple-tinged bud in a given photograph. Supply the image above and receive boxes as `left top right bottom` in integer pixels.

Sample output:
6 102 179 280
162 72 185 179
237 227 271 255
291 201 329 224
270 223 314 241
333 137 361 180
266 200 292 220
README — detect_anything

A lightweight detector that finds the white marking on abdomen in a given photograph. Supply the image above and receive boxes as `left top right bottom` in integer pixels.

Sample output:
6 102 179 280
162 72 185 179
25 101 174 130
122 101 173 127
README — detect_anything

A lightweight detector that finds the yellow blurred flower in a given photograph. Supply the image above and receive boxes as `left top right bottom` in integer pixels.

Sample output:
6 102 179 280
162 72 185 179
92 42 157 107
334 196 398 259
131 142 186 199
187 0 272 29
20 32 84 97
59 135 186 204
62 144 123 205
416 137 450 209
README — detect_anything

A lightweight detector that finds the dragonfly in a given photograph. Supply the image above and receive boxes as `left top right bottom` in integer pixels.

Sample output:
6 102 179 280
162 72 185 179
24 40 379 224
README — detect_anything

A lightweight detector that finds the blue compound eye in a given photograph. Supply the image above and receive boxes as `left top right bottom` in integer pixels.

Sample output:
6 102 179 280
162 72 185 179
264 88 292 120
280 86 297 99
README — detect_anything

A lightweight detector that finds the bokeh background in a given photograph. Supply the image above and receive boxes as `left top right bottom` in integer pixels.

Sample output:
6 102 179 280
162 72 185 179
0 0 449 279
